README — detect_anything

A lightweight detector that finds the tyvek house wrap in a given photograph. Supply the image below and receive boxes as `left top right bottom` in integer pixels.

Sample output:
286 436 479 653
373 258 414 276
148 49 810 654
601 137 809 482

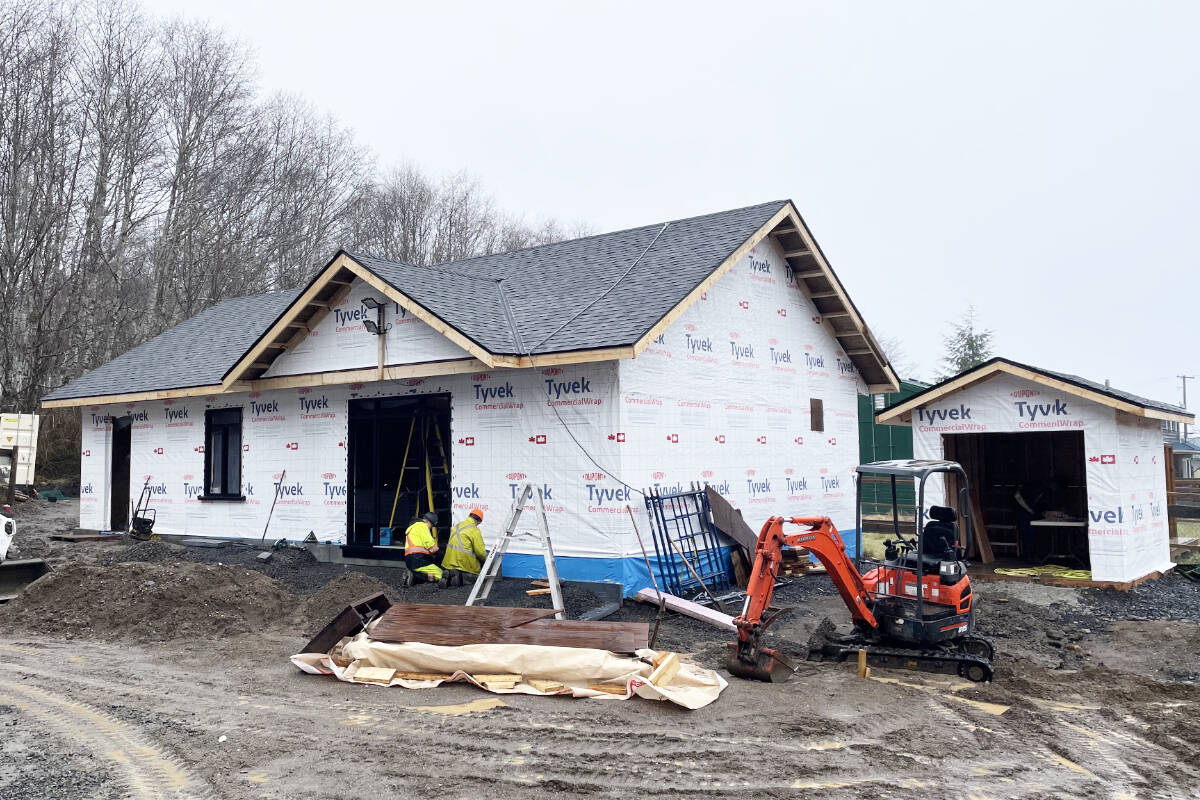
78 235 867 591
911 372 1172 583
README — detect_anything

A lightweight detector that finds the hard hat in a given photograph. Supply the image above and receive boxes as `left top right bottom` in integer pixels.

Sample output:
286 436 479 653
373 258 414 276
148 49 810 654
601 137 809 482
422 511 438 525
470 508 484 522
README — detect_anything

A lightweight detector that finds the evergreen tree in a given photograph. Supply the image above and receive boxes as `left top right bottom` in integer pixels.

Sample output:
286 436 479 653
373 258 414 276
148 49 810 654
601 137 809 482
939 306 994 379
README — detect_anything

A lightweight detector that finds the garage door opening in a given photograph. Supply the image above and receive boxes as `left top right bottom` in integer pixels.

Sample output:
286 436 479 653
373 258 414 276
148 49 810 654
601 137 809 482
944 431 1087 568
346 394 451 557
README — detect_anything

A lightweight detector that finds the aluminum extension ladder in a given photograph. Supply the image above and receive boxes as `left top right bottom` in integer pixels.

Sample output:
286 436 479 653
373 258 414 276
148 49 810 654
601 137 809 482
465 481 564 620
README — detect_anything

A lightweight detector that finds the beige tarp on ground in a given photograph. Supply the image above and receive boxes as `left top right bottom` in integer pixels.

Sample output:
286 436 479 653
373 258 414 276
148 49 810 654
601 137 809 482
290 634 727 709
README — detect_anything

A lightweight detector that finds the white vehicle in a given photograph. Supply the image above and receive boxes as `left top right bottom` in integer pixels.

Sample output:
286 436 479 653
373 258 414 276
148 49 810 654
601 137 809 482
0 505 12 562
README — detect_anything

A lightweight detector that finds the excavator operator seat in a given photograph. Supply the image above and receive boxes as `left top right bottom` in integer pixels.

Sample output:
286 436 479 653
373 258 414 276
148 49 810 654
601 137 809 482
922 506 958 559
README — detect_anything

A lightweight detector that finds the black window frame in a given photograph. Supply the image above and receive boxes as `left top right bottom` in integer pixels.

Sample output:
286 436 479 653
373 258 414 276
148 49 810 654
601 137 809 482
201 407 245 501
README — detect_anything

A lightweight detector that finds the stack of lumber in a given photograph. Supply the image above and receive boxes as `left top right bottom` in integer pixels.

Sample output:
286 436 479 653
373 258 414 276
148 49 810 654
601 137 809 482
369 603 649 653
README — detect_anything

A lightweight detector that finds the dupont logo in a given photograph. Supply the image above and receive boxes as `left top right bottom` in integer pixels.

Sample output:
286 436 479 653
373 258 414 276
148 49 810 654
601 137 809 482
652 471 666 480
457 436 476 446
746 469 756 476
785 468 794 475
540 367 563 376
349 383 365 390
322 472 336 479
607 432 627 442
666 433 679 443
1011 389 1040 399
297 387 311 395
398 378 425 387
182 474 194 481
248 392 262 399
582 472 605 481
506 472 527 480
528 434 548 444
684 323 696 332
470 373 490 382
163 398 175 405
701 470 714 478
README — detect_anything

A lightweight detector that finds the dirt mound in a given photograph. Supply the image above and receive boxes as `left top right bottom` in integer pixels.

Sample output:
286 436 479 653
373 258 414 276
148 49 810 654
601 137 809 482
300 573 400 632
0 561 298 642
105 539 187 564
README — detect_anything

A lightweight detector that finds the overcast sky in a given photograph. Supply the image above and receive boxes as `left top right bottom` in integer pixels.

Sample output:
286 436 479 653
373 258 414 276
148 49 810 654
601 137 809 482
144 0 1199 408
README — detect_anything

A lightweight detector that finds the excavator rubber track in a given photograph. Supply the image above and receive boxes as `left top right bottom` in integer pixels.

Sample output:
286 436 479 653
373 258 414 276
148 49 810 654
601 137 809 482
808 639 994 682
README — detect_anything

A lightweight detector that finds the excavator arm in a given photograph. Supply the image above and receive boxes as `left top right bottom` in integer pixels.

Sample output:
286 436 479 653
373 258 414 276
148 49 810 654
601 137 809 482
728 515 877 681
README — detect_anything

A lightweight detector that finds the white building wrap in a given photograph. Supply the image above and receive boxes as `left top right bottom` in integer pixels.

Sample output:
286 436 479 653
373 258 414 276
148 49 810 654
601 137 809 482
78 237 866 591
910 373 1172 583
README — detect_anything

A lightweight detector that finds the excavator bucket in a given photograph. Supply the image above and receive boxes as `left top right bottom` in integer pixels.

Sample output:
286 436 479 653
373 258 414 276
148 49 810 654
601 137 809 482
725 644 794 682
0 559 49 603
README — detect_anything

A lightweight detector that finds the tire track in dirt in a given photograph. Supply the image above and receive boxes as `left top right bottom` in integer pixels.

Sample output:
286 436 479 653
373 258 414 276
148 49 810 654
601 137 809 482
0 670 206 799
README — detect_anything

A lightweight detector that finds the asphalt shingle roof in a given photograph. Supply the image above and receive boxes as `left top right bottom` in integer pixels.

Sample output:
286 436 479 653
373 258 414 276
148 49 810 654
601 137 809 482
44 290 299 401
355 200 787 355
45 201 794 401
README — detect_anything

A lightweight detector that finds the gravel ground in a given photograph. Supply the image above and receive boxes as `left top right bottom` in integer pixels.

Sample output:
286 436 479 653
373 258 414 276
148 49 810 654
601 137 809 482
2 498 1198 799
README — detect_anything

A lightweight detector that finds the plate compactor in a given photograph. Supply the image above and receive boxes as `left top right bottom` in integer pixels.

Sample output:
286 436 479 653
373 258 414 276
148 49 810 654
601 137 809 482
728 460 995 683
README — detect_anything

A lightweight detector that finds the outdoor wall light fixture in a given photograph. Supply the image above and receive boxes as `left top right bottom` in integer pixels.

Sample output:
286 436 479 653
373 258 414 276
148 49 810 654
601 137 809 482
360 296 391 335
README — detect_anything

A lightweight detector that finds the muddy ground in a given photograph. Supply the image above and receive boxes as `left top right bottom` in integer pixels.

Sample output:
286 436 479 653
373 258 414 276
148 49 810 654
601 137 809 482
1 499 1198 799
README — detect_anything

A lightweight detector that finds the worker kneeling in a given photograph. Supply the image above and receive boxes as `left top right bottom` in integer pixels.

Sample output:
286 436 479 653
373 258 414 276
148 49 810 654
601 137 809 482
403 512 443 586
440 508 486 588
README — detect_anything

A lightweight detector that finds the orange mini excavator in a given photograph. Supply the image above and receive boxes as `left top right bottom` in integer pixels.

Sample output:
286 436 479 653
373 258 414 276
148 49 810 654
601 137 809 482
728 460 995 683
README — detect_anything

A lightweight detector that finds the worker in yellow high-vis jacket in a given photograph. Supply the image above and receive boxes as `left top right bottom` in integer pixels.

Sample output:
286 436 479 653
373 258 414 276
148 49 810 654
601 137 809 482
402 511 443 586
440 508 487 587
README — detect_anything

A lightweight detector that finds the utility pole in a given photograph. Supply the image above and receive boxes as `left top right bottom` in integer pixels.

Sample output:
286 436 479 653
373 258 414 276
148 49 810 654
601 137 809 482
1180 375 1194 441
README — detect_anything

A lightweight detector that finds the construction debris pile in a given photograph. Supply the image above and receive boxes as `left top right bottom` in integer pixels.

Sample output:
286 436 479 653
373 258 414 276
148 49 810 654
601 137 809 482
294 595 725 708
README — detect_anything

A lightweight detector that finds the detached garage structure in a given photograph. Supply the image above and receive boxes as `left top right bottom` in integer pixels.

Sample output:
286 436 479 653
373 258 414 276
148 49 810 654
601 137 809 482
877 358 1192 584
44 200 896 589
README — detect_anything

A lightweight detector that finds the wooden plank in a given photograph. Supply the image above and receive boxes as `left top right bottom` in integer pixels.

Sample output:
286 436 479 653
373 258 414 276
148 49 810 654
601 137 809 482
42 384 227 409
395 672 454 681
527 679 566 693
587 684 628 695
648 652 680 687
369 604 648 652
354 666 397 684
635 588 736 631
1166 443 1178 542
525 588 553 596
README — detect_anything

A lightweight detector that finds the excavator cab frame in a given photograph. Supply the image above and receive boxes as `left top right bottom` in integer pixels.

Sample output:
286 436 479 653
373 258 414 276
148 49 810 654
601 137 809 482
853 459 972 632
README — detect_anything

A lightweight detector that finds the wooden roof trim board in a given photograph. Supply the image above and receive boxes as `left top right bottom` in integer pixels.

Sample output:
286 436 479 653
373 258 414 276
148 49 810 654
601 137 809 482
876 360 1194 426
341 257 509 368
42 358 493 408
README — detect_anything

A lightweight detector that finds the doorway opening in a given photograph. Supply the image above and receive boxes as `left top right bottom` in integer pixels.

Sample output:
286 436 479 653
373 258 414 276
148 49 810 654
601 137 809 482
346 394 451 557
943 431 1088 567
110 416 132 531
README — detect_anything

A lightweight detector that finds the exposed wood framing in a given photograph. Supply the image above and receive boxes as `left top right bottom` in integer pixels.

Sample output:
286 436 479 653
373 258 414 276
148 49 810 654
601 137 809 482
783 248 813 258
247 358 487 392
876 359 1194 426
341 259 497 368
221 254 357 389
42 384 226 409
795 269 826 279
281 282 353 354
